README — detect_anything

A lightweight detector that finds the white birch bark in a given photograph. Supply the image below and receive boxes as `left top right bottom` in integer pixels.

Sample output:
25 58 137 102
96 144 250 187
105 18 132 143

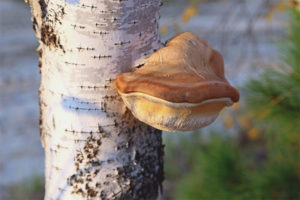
27 0 164 199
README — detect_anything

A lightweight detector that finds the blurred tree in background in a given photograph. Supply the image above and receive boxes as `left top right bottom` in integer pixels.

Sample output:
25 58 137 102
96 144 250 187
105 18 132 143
244 7 300 199
164 6 300 200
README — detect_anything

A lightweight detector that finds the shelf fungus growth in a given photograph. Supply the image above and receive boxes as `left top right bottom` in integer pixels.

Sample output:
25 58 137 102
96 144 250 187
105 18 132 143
116 32 239 132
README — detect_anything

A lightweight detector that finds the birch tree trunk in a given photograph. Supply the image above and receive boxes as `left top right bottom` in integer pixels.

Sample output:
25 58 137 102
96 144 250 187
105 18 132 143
27 0 164 199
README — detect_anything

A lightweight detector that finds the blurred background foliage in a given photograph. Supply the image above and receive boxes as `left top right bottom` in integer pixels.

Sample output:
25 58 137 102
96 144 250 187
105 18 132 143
1 0 299 199
7 176 44 200
163 5 300 200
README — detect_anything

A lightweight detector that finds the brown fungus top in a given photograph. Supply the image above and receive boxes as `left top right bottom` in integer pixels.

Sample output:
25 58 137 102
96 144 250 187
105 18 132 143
116 32 239 104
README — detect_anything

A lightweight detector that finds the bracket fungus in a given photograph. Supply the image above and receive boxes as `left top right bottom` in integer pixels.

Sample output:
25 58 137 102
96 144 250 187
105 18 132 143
116 32 239 132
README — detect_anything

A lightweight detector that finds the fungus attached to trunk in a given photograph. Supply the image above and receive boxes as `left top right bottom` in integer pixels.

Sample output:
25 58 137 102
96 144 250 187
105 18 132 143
116 32 239 132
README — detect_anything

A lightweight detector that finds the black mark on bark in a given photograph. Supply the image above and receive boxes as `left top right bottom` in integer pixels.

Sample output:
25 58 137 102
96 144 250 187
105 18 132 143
41 25 64 52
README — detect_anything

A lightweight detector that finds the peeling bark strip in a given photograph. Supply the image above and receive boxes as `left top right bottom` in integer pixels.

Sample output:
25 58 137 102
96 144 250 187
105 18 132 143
28 0 164 199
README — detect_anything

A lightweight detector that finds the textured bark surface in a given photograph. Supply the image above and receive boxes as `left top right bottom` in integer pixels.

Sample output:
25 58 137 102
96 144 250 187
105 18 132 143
28 0 164 199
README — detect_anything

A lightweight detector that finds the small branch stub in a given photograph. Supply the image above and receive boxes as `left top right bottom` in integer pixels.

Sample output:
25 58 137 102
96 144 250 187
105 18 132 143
116 32 239 132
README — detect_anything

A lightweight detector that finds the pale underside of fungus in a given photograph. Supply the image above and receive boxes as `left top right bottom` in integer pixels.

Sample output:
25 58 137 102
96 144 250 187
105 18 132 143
116 32 239 132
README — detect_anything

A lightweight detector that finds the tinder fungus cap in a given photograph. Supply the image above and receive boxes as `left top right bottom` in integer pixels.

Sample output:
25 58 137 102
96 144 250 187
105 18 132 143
116 32 239 132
